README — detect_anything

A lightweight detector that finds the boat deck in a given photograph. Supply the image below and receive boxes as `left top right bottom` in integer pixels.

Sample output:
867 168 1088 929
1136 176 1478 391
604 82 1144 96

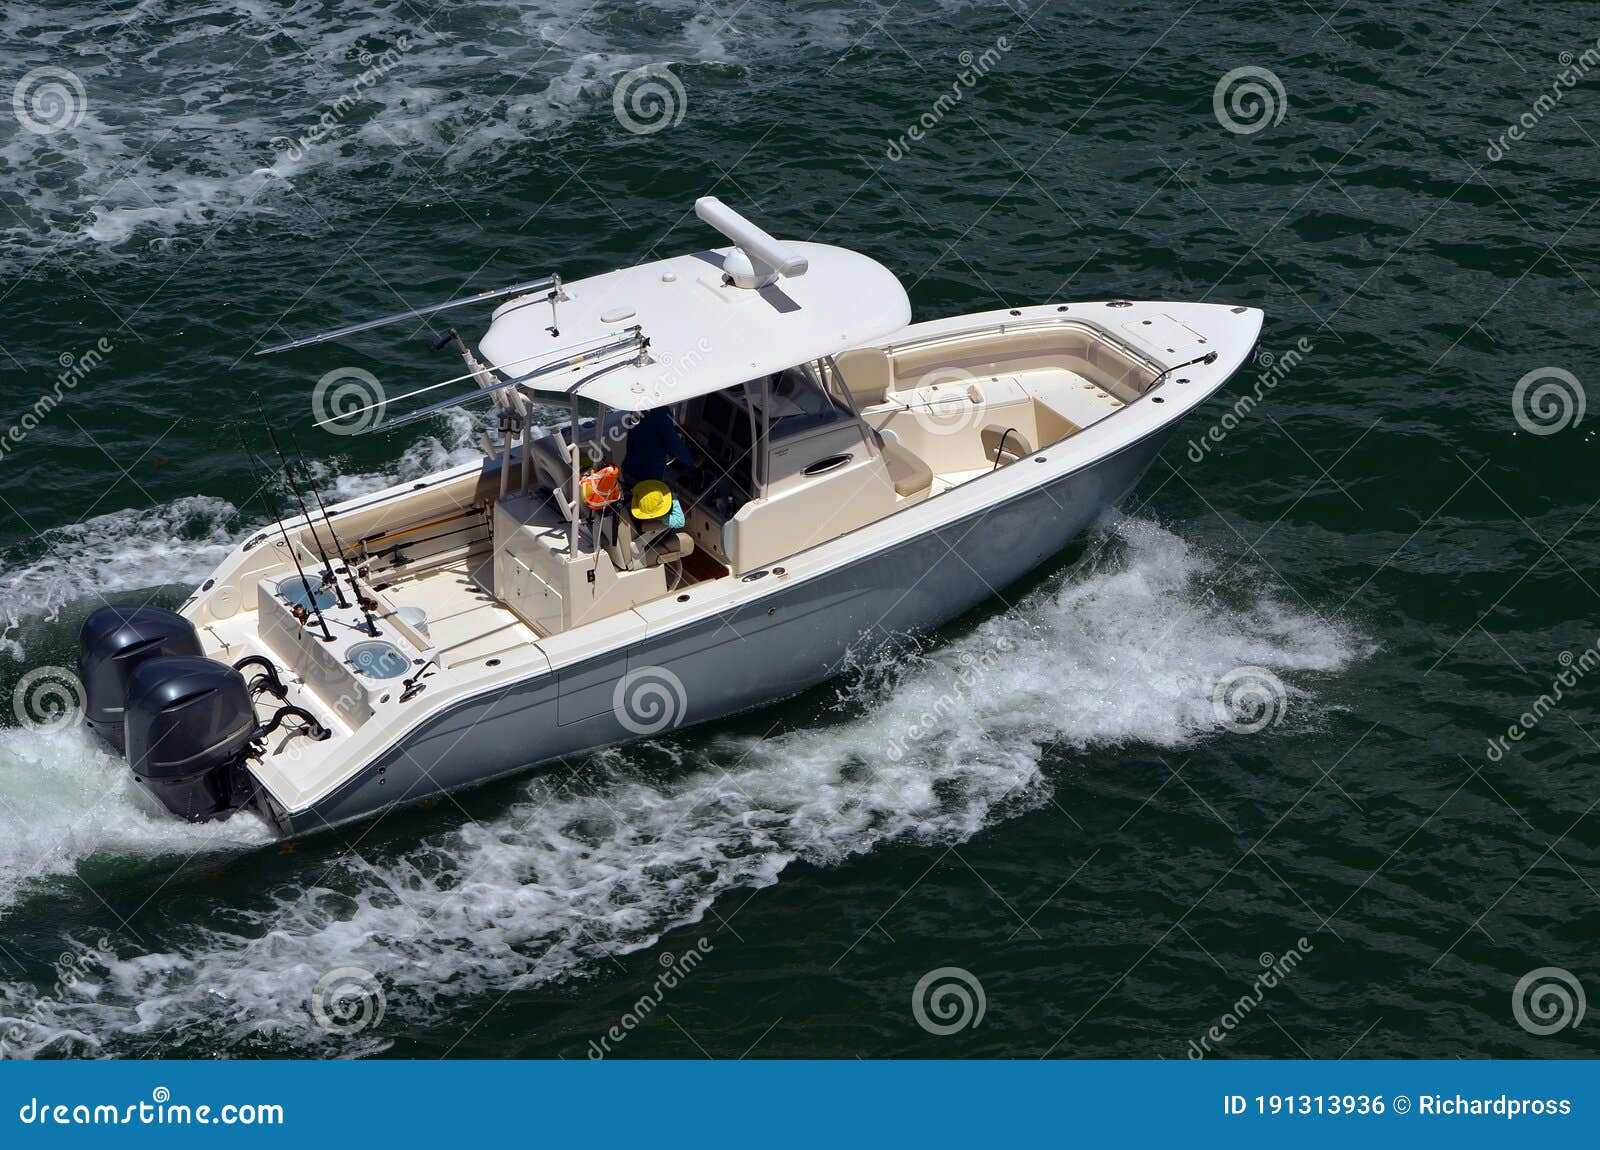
380 552 540 663
884 366 1130 494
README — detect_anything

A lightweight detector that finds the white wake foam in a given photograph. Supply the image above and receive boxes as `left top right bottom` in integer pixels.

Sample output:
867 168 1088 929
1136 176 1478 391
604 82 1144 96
0 1 902 268
317 410 487 502
0 514 1363 1056
0 496 240 661
0 725 272 914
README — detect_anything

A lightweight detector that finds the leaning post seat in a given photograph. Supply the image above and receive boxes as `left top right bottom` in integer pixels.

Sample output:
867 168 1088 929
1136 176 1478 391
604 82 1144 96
878 436 934 498
603 509 696 571
833 347 895 407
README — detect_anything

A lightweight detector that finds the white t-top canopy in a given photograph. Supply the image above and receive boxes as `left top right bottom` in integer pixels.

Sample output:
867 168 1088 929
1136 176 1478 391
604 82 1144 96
477 240 911 411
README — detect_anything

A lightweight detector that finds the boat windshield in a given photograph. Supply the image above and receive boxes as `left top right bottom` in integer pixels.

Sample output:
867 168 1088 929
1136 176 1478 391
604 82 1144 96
755 360 856 441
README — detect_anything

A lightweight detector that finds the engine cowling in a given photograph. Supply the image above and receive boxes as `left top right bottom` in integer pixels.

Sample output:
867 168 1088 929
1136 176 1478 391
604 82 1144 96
78 606 202 752
124 655 258 821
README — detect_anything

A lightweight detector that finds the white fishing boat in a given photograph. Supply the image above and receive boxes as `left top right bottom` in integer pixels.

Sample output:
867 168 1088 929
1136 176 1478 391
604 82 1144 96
77 197 1262 835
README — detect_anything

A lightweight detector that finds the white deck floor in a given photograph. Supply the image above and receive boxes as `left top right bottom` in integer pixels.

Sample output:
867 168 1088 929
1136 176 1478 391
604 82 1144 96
382 553 539 666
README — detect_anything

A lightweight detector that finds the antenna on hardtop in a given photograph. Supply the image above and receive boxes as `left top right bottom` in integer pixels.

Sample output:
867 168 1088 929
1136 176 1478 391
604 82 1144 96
694 197 809 290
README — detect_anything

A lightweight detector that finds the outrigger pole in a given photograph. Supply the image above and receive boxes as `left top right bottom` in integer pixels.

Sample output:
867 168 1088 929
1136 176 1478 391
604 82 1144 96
254 274 562 356
317 326 649 434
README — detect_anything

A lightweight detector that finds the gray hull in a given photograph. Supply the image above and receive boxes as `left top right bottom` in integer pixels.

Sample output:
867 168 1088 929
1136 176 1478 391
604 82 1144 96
278 430 1169 834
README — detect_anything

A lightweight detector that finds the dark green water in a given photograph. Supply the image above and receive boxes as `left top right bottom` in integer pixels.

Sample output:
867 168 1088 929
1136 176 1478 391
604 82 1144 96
0 1 1596 1059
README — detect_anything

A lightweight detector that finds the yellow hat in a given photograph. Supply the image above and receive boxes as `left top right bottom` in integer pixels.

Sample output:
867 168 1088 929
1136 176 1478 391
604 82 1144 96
630 479 673 520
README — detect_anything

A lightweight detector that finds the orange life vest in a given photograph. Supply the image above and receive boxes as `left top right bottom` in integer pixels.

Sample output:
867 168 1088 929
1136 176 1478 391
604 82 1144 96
579 464 622 509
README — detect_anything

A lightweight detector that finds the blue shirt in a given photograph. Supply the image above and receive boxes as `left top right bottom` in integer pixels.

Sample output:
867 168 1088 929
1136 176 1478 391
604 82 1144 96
623 408 693 482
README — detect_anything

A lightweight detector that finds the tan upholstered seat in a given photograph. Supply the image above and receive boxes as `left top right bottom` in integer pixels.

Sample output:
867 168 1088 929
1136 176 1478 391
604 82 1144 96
880 439 933 499
603 512 695 571
834 347 895 408
981 425 1035 466
641 530 695 568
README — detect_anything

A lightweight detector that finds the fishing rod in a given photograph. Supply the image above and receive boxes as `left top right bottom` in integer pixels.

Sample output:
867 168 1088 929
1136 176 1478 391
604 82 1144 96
237 429 335 643
290 431 379 637
256 398 348 610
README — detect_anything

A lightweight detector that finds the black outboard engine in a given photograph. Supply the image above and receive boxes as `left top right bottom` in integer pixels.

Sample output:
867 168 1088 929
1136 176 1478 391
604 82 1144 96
78 606 202 752
124 656 259 821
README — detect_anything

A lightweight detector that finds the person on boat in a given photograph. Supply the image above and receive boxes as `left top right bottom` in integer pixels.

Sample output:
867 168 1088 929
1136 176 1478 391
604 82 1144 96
621 407 697 484
630 478 685 530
